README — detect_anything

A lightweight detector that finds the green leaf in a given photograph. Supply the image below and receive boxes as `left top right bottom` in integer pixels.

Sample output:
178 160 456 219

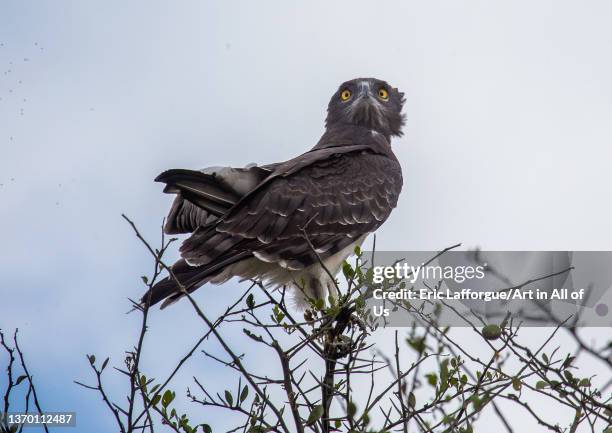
15 375 27 386
334 419 341 428
314 298 325 310
240 386 249 402
342 261 354 279
347 401 357 419
243 329 263 342
425 373 437 387
101 357 109 371
438 359 450 396
481 324 502 340
542 353 549 363
246 293 255 309
442 415 454 425
201 424 212 433
151 394 161 406
578 378 591 387
536 380 547 390
407 337 426 354
88 354 96 365
162 390 174 408
306 405 324 425
471 394 482 411
440 359 450 384
362 412 370 425
225 390 233 406
512 377 521 392
408 392 416 408
273 305 285 323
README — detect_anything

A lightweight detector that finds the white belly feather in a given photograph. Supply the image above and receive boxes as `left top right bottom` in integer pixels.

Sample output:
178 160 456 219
208 234 368 309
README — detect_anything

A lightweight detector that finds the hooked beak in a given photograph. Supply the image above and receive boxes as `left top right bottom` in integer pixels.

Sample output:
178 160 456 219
356 81 375 102
349 82 382 127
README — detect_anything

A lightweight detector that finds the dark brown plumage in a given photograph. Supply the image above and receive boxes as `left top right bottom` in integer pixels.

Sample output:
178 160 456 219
143 78 405 308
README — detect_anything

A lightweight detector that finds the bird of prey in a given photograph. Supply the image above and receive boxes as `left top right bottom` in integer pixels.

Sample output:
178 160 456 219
143 77 405 309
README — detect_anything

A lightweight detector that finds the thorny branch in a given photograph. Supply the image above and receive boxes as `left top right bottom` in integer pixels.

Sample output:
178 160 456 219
57 217 612 433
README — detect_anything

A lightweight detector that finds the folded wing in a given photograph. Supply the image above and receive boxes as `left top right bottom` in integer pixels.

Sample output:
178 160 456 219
179 150 402 270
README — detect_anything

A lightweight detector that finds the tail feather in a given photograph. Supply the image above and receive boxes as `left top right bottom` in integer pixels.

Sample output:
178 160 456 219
141 252 252 308
146 165 273 307
164 194 222 234
156 169 241 207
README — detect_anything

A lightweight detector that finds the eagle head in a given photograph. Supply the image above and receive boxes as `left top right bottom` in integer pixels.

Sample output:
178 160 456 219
325 78 406 138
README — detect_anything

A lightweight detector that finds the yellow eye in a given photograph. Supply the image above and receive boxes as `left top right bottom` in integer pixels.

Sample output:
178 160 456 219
378 88 389 100
340 89 352 101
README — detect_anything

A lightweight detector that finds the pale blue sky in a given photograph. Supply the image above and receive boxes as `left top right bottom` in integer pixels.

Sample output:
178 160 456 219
1 1 611 431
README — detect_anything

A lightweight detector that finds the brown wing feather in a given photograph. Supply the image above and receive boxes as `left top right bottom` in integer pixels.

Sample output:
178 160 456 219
179 150 402 268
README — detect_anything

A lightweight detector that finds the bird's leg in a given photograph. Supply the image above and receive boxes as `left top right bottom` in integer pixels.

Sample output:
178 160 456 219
309 276 325 304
